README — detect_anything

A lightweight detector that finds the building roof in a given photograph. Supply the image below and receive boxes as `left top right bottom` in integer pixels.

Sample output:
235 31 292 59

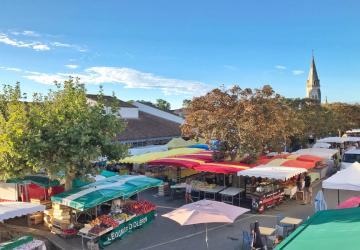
117 111 181 142
86 94 136 108
307 56 320 87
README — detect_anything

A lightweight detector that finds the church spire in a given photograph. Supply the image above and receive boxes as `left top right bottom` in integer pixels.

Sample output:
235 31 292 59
306 53 321 103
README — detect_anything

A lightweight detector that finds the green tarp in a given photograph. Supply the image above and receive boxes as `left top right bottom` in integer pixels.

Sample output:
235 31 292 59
0 235 33 250
51 175 162 211
276 207 360 250
7 175 60 188
99 210 155 248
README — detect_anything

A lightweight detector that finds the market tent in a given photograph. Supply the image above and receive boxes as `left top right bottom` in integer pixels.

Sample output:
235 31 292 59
51 175 162 211
0 202 45 222
237 165 307 180
148 157 205 168
166 138 206 149
280 160 317 169
175 153 213 162
7 175 60 188
194 162 252 174
128 145 168 156
322 162 360 208
317 137 344 144
312 142 331 149
119 148 203 164
291 154 323 163
265 159 288 166
322 162 360 191
336 196 360 209
292 148 338 159
275 207 360 250
188 144 210 150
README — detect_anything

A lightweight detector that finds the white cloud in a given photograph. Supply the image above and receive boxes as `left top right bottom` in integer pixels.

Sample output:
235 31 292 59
0 66 22 72
11 30 40 37
275 65 286 70
292 70 304 75
51 42 87 52
32 44 50 51
65 64 79 69
223 65 238 71
23 67 210 95
0 32 49 51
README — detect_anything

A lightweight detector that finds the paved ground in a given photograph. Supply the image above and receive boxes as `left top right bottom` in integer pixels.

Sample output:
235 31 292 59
70 181 322 250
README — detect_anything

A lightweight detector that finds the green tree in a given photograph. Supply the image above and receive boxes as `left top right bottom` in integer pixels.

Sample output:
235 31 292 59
0 83 35 179
155 99 171 111
28 78 128 190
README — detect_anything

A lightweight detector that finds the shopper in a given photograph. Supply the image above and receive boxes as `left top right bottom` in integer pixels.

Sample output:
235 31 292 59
185 178 193 203
251 221 265 250
304 172 312 204
296 174 303 191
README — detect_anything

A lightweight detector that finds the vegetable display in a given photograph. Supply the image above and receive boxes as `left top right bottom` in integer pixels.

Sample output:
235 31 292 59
123 200 156 215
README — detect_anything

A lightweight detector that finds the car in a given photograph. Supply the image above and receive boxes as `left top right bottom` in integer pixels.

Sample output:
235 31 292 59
341 149 360 169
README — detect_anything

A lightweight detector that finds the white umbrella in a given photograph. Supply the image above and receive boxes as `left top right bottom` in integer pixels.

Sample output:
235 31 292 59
162 199 249 248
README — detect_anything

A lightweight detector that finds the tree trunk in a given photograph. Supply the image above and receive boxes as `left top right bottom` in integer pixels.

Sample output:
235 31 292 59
65 170 76 191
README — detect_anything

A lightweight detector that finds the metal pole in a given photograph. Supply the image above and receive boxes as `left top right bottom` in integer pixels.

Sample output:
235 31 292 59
338 189 340 205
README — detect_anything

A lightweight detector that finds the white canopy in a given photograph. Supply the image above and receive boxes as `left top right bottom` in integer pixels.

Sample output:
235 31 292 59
293 148 338 159
317 137 344 144
312 142 331 149
0 202 45 222
237 165 307 180
322 162 360 191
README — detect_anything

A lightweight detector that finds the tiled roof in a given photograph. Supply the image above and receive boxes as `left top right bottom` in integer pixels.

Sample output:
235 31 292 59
117 111 181 142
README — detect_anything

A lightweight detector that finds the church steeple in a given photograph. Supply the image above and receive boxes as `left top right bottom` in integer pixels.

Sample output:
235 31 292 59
306 53 321 103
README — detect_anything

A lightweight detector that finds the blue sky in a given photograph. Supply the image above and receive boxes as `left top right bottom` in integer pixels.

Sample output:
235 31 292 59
0 0 359 108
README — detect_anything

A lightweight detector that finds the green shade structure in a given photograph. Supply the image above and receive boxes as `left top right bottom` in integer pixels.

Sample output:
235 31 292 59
276 207 360 250
51 175 162 211
7 175 60 188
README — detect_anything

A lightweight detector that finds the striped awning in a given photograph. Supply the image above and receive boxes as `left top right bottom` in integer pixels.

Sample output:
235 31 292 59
194 162 253 174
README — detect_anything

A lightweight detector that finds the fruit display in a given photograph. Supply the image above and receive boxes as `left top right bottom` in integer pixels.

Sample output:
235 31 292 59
98 215 119 228
88 224 110 236
90 217 101 226
123 200 156 215
111 213 129 221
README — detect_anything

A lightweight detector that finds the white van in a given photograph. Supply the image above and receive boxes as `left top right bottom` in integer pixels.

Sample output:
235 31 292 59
341 149 360 169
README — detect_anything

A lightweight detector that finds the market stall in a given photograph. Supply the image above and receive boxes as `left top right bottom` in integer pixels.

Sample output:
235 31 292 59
0 235 46 250
49 175 162 248
322 162 360 208
238 166 307 213
0 202 45 223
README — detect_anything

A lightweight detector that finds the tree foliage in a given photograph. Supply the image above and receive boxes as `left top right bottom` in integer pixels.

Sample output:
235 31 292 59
0 78 128 190
182 85 360 162
155 99 171 111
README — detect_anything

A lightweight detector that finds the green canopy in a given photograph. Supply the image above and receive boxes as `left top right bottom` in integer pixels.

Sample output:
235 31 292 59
7 175 60 188
51 175 162 211
276 207 360 250
0 236 33 250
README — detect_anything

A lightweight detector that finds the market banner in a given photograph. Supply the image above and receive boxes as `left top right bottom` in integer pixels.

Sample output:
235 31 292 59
98 210 155 248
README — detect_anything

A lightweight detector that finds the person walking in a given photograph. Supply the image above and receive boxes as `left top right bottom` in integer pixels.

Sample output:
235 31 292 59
251 221 265 250
185 178 193 203
296 174 303 192
304 172 312 204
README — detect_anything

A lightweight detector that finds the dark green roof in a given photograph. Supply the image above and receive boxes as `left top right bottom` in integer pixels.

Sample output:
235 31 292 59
7 175 60 188
276 207 360 250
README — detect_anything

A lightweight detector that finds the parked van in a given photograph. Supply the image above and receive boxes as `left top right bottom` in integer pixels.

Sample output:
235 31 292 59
341 149 360 169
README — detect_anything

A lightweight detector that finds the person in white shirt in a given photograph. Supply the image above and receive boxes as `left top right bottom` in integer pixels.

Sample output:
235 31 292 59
185 178 193 203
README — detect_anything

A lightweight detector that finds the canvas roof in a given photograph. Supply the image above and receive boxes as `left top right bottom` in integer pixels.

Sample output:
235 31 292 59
276 207 360 250
322 162 360 191
237 165 306 180
51 175 162 210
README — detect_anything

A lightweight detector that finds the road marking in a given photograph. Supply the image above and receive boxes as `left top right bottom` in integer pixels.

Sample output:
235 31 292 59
139 214 260 250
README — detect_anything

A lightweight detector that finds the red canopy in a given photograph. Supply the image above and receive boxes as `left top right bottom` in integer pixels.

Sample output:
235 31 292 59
290 154 323 163
337 197 360 209
148 157 205 168
175 154 213 162
280 159 316 169
194 162 253 174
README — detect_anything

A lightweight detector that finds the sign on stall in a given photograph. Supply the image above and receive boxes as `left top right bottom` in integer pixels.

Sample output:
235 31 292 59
99 211 155 248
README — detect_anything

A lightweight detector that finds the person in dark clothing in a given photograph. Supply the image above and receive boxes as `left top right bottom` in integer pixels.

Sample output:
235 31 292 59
251 221 265 250
296 174 303 191
304 172 312 204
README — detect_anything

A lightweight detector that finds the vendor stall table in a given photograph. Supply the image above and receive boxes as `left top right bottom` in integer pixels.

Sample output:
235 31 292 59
259 226 276 236
280 217 303 226
202 186 226 200
284 186 297 199
170 183 186 200
219 187 244 205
